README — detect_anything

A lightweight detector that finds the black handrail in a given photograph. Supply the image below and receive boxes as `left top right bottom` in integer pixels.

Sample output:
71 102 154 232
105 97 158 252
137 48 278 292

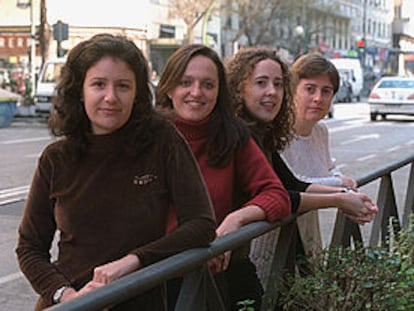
47 154 414 311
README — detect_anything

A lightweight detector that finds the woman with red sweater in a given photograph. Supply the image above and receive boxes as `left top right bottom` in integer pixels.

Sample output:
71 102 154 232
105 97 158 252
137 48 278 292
155 44 291 310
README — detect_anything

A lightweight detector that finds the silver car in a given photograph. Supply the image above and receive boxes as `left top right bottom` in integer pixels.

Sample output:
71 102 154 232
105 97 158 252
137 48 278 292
368 76 414 121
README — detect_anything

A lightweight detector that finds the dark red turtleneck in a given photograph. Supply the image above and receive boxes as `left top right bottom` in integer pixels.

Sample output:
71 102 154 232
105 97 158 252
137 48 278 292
168 117 291 232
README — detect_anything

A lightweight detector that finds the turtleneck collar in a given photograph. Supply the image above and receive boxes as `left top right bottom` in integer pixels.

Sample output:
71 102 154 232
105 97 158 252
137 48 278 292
86 121 133 154
174 117 210 142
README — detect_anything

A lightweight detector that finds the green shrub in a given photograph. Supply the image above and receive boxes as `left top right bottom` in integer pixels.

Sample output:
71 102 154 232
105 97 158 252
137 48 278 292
278 215 414 311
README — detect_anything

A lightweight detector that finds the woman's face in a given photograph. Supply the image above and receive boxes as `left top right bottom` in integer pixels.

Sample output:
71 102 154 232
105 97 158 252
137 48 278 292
242 59 284 123
168 55 219 123
83 56 136 135
294 73 334 122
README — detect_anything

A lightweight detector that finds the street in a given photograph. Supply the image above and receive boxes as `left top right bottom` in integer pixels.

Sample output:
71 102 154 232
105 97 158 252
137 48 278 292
1 103 414 310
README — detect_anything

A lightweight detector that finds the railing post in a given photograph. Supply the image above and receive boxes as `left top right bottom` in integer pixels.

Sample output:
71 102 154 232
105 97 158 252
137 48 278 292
259 221 300 311
331 212 363 247
403 163 414 229
175 264 226 311
369 174 400 247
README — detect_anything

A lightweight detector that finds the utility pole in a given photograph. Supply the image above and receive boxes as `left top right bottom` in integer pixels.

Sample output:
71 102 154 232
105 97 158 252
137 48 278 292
361 0 367 71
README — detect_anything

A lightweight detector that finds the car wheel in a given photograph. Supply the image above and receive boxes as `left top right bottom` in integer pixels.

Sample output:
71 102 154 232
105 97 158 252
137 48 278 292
382 114 387 120
370 113 377 121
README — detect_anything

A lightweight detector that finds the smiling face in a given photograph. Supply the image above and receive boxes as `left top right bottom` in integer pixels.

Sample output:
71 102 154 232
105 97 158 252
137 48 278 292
83 56 136 135
168 55 219 123
294 74 334 123
242 59 284 123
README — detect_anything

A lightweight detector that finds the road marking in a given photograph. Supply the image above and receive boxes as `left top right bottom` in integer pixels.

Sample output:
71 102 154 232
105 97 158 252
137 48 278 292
0 272 23 285
386 146 402 153
0 185 29 205
328 119 367 133
357 154 377 162
1 136 52 144
340 133 379 145
24 153 41 158
405 140 414 146
336 164 347 170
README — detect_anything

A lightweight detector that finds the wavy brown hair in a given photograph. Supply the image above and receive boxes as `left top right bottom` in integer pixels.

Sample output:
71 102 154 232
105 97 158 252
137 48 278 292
49 33 154 158
226 46 295 153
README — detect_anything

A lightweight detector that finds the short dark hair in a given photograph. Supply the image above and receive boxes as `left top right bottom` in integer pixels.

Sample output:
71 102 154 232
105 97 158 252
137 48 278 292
290 53 340 94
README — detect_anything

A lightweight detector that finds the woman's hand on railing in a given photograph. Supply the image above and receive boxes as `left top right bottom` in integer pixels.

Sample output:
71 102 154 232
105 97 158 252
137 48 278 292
93 254 141 284
339 175 358 189
208 205 267 273
58 281 106 304
339 191 378 224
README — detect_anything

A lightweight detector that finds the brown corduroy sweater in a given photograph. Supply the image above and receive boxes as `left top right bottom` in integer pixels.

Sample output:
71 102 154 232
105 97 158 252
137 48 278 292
16 118 216 310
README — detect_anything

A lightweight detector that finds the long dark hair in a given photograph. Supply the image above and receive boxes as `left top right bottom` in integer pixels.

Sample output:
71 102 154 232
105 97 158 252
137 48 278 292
49 33 154 158
155 44 249 167
226 46 294 153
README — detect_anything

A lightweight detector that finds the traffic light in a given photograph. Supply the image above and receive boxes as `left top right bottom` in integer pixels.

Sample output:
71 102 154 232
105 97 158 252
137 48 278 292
356 39 366 51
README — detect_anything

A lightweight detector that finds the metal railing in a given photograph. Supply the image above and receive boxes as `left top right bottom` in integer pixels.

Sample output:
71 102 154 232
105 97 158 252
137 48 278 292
47 153 414 311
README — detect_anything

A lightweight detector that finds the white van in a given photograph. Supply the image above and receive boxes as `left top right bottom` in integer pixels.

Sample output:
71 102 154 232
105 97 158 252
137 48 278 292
330 58 363 102
34 58 66 115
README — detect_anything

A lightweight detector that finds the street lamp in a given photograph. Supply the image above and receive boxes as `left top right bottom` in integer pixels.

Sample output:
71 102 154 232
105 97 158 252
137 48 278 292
293 25 305 58
17 0 36 98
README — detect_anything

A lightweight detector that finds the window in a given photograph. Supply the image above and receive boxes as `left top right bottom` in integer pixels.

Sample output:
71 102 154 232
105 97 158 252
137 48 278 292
159 24 175 38
17 38 24 48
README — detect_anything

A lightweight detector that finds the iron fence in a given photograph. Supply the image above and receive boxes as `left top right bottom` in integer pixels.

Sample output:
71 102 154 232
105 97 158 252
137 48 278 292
47 153 414 311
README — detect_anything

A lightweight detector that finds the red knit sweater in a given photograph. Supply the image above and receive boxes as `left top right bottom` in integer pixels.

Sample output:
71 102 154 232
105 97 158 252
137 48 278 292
168 118 291 231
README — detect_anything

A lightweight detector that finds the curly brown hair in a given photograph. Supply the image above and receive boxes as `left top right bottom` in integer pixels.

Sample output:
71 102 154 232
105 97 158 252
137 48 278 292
226 46 295 152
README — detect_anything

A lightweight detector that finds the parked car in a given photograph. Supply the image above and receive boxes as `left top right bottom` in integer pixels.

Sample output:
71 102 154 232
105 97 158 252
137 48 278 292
330 58 363 102
368 76 414 121
334 72 353 103
34 57 66 116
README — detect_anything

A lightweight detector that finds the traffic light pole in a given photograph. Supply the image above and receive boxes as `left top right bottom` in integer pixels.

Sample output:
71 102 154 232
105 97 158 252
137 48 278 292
361 0 367 72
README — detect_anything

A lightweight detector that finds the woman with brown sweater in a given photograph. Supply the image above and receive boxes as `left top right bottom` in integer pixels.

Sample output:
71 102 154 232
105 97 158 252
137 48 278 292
16 34 216 311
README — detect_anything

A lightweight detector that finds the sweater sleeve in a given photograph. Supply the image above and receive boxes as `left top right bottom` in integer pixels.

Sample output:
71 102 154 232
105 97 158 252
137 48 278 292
16 146 72 303
133 125 216 267
272 152 310 192
235 138 291 222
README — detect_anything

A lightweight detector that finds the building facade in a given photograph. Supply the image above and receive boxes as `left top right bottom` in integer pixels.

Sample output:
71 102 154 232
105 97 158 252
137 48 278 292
1 0 413 97
392 0 414 75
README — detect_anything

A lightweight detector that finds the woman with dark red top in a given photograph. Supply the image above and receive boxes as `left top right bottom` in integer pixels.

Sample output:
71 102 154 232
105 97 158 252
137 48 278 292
156 44 291 310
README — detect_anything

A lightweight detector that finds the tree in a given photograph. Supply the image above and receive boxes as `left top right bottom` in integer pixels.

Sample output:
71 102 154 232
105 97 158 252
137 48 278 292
168 0 214 44
38 0 51 67
224 0 288 47
224 0 342 56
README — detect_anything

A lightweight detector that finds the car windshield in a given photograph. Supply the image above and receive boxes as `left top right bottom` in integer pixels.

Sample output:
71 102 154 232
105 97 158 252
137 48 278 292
378 79 414 89
42 63 64 83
